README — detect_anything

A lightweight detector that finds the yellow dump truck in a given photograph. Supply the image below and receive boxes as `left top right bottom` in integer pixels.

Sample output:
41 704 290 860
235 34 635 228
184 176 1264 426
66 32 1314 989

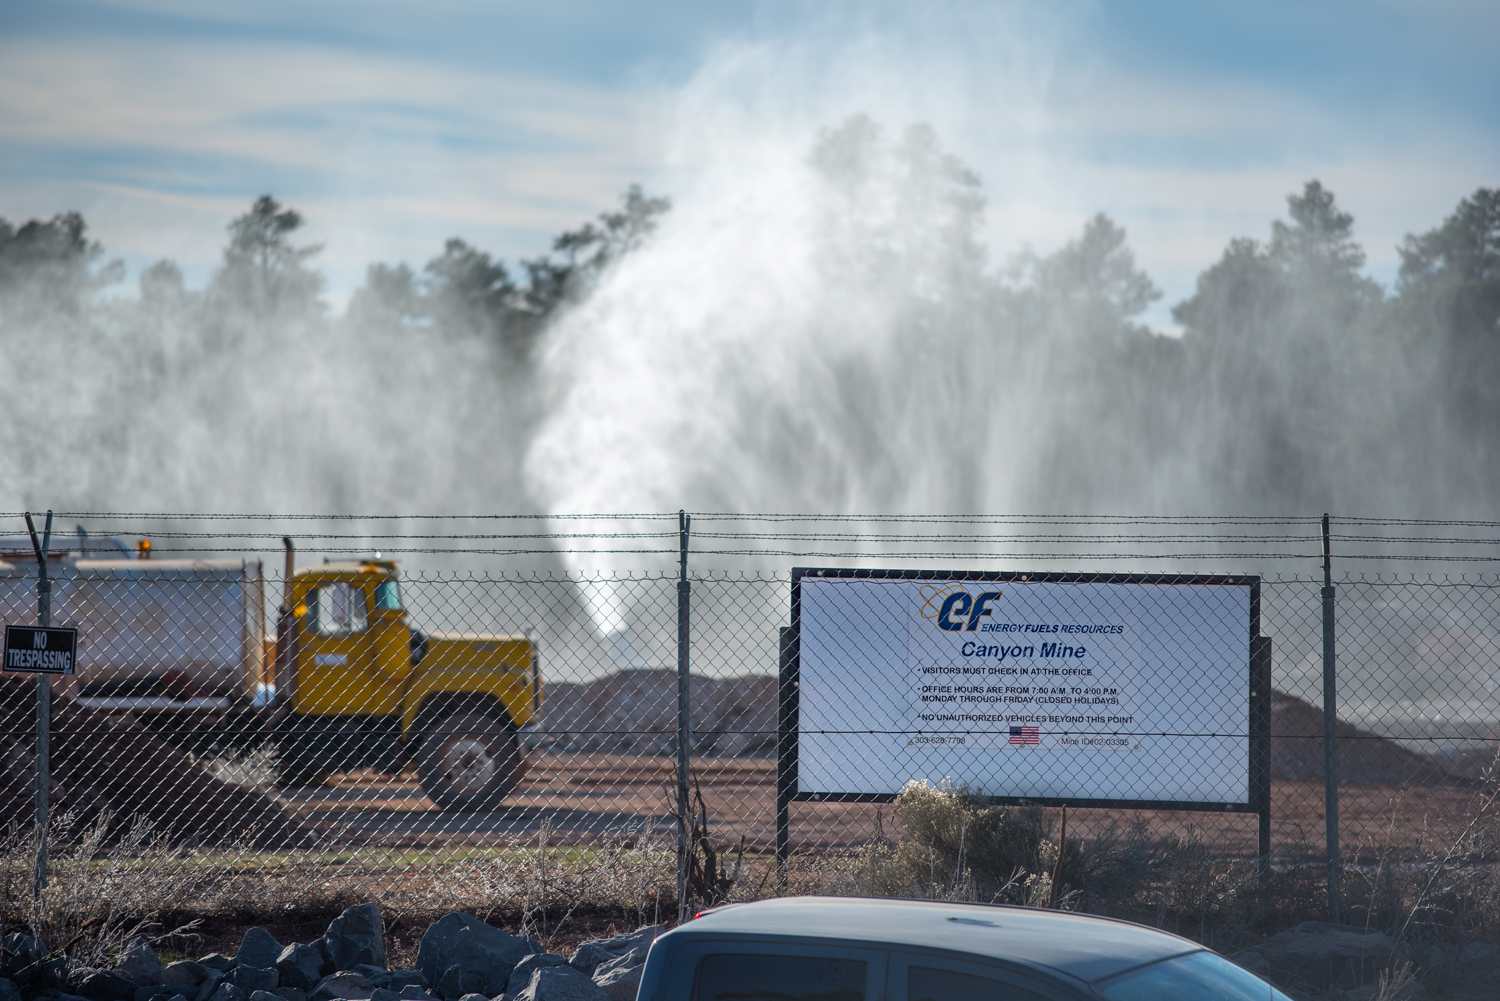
269 558 540 809
0 536 540 811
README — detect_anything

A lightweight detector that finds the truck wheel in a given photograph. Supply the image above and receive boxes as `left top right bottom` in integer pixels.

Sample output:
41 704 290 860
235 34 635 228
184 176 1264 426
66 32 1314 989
416 713 520 811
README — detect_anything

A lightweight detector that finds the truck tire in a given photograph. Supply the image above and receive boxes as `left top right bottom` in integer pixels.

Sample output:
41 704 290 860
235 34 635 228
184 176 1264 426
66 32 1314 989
416 713 520 811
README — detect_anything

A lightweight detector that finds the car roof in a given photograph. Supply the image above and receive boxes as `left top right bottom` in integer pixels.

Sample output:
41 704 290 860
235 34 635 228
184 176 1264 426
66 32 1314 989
675 897 1200 983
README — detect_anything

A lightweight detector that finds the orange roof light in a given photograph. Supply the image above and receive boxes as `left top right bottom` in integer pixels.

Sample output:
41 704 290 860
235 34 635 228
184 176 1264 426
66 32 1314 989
137 539 151 559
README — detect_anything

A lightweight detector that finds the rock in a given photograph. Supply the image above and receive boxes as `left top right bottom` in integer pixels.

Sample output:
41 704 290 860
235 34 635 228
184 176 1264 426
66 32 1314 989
117 941 163 986
192 972 225 1001
166 995 190 1001
277 945 329 992
0 936 42 987
350 969 427 992
45 957 83 991
159 964 209 989
453 995 487 1001
135 989 172 1001
324 905 385 972
508 967 609 1001
1257 922 1410 992
207 985 247 1001
1459 940 1500 973
249 993 281 1001
231 968 278 994
199 960 235 976
416 914 536 1000
79 971 138 1001
368 992 401 1001
395 989 433 1001
0 978 21 1001
237 932 284 974
568 928 661 978
504 956 567 994
590 963 641 1001
279 990 308 1001
310 972 376 1001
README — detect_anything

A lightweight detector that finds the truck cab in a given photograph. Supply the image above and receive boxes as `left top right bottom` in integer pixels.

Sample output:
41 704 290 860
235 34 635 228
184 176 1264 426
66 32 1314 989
274 560 540 810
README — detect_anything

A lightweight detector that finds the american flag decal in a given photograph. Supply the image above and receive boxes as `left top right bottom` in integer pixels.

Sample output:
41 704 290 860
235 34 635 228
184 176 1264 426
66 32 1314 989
1009 725 1039 746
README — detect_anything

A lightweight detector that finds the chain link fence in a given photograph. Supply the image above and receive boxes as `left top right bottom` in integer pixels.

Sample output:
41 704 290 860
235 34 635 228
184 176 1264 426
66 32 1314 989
0 513 1497 923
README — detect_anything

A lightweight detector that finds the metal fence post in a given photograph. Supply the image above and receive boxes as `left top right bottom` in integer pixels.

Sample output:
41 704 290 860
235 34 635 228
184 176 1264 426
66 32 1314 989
23 511 53 910
676 510 692 922
1251 635 1273 888
1321 513 1340 922
776 626 793 891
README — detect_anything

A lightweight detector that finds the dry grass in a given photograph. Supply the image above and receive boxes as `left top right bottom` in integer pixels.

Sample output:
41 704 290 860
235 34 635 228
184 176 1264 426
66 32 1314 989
1 778 1497 999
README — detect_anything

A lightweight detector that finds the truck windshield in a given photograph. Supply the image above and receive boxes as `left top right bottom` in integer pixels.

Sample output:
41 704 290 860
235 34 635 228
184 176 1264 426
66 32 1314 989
375 580 402 611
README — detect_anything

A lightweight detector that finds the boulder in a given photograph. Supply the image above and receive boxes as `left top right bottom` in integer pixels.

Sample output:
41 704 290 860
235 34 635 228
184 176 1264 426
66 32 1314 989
0 978 20 1001
248 993 280 1001
79 971 137 1001
325 905 386 972
280 989 308 1001
416 914 536 1000
1252 922 1410 992
277 945 330 992
199 959 235 976
135 988 171 1001
230 968 277 994
508 967 609 1001
504 956 567 994
368 991 403 1001
192 972 225 1001
351 968 427 992
159 964 209 989
590 963 641 1001
116 941 163 986
206 984 247 1001
568 928 661 978
0 933 43 984
310 972 376 1001
236 932 284 974
1458 940 1500 974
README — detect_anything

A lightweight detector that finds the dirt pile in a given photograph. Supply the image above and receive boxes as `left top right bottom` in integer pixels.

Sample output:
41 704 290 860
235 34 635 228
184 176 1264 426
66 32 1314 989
1271 690 1466 786
542 676 1463 785
0 676 316 848
539 670 775 757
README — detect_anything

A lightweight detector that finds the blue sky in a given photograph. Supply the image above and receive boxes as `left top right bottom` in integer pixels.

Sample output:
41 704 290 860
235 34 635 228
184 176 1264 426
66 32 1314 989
1 0 1495 328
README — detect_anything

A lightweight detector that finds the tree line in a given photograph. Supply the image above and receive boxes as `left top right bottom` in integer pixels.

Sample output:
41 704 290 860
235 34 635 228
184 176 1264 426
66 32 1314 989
0 115 1495 517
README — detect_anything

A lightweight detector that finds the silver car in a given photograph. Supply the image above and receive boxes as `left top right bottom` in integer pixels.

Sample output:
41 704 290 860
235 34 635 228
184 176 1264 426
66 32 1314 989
635 897 1291 1001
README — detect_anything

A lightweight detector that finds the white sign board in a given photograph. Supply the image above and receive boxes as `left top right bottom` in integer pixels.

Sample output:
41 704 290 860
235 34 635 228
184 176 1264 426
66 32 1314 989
792 571 1257 806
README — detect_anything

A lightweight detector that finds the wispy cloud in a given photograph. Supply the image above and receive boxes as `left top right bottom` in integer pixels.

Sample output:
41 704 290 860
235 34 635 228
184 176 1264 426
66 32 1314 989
0 1 1493 323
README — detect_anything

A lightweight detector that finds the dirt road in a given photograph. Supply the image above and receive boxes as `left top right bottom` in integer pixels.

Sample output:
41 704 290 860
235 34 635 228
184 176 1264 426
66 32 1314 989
279 754 1488 860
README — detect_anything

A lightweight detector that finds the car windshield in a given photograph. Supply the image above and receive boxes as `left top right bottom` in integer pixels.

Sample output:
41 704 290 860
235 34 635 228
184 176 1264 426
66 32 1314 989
1096 951 1292 1001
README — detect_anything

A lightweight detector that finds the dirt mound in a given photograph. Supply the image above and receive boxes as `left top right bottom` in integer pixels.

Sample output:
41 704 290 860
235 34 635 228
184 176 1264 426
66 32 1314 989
1272 690 1465 786
540 670 775 757
0 676 316 848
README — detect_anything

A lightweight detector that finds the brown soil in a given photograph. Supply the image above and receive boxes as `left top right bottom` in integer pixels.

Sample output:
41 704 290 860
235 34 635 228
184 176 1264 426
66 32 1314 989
0 677 315 849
